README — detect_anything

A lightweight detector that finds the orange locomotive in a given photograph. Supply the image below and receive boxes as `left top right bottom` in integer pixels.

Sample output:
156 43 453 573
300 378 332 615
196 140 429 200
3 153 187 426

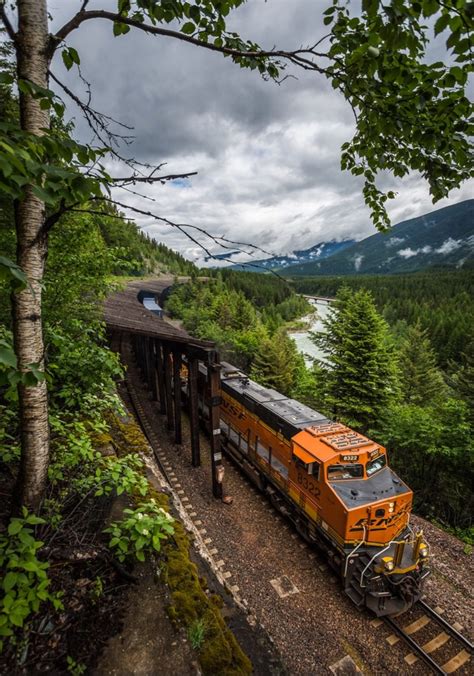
194 361 430 617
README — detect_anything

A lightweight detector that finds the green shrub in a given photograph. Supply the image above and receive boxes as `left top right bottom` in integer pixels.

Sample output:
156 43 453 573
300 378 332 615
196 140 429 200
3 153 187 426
105 500 174 562
0 509 62 652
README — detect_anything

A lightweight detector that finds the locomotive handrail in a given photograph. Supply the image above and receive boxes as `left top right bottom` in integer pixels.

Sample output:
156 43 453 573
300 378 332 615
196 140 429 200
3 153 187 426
344 524 366 578
360 542 392 588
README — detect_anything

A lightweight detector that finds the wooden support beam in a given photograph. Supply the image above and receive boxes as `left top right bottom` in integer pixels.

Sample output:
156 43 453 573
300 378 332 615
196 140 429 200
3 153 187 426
139 336 146 375
149 338 158 401
207 362 223 500
173 350 182 445
155 340 166 414
144 337 150 388
188 357 201 467
163 344 174 431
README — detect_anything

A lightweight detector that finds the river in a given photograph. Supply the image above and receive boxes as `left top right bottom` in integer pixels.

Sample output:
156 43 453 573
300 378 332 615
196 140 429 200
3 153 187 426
289 298 333 366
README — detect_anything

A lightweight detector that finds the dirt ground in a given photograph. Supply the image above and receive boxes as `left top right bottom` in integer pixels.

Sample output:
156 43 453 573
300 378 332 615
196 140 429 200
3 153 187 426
94 562 198 676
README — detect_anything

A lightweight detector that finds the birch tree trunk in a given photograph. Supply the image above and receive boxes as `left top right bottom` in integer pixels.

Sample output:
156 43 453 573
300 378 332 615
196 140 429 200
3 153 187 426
13 0 50 510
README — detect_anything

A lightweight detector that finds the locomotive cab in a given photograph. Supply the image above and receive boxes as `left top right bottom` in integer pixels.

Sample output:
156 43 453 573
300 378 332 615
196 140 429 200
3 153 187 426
291 422 430 615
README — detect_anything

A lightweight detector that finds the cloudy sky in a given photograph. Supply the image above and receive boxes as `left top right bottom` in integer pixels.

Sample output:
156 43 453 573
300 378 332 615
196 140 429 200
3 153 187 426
47 0 473 265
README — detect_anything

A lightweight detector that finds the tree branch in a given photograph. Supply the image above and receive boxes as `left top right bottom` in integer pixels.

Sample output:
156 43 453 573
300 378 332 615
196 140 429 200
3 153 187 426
50 9 328 73
111 171 197 185
0 1 16 43
89 196 276 260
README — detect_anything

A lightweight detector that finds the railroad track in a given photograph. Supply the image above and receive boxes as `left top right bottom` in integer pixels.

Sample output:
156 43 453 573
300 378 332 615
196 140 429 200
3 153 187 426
376 600 473 675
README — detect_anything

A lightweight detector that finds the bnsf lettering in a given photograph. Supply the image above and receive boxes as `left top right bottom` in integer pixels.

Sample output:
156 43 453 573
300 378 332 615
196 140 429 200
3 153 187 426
350 505 409 532
297 471 320 497
222 398 246 420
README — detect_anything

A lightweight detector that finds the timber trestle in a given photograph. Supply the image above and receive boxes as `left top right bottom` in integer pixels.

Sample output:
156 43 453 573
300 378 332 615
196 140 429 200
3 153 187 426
104 278 224 500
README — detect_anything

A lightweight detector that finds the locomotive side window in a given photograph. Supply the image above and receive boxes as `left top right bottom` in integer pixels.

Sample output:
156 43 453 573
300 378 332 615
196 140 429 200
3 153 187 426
327 464 363 480
309 462 320 481
294 459 320 479
229 425 240 447
366 455 386 476
256 438 270 462
271 454 288 479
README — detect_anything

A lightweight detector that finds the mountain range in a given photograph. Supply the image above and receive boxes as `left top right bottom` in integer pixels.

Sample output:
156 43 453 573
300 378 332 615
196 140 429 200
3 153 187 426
226 200 473 276
283 200 474 276
229 240 356 272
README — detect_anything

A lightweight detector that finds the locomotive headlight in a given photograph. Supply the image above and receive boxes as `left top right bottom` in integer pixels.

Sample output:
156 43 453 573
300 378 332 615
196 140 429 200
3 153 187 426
388 501 395 513
419 546 429 559
384 558 395 571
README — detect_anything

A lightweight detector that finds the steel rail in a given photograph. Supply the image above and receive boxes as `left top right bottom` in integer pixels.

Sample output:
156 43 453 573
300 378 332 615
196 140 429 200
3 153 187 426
418 600 474 652
383 615 447 675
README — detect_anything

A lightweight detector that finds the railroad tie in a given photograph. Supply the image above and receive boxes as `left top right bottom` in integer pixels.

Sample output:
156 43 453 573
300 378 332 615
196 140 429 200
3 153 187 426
442 650 471 674
422 632 450 654
403 615 430 635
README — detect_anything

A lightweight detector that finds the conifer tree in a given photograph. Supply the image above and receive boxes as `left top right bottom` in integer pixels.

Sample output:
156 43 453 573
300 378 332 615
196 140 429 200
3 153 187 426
398 321 447 406
452 340 474 425
314 288 399 431
250 328 300 396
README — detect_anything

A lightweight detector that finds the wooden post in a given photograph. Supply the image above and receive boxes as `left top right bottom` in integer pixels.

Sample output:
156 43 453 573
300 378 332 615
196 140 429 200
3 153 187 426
155 340 166 414
148 337 158 399
207 362 223 500
148 338 156 400
143 336 151 389
173 349 182 445
139 336 146 376
163 343 174 431
188 356 200 467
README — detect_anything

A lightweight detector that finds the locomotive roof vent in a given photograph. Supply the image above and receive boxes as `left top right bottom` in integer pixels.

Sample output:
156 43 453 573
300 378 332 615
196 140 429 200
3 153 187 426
323 431 373 451
306 422 348 437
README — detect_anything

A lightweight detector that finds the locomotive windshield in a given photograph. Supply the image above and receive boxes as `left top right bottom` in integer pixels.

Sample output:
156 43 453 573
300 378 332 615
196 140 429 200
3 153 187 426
327 464 363 480
366 455 387 476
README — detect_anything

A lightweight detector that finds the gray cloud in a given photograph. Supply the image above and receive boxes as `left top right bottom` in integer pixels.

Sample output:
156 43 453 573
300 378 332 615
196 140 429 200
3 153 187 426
48 1 474 262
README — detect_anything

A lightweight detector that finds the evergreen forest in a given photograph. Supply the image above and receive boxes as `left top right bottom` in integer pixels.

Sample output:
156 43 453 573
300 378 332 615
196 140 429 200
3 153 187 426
290 270 474 367
166 273 473 540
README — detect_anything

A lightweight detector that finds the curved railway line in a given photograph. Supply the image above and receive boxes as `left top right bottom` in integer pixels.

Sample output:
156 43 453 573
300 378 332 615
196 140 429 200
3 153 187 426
117 333 472 675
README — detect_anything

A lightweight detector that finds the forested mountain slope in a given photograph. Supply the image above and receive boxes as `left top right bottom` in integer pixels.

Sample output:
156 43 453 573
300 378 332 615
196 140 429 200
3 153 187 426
284 200 474 275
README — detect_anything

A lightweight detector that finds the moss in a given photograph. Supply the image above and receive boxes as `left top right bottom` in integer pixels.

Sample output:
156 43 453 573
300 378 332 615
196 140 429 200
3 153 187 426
91 432 114 447
106 410 252 675
163 515 252 674
103 411 151 458
209 594 224 609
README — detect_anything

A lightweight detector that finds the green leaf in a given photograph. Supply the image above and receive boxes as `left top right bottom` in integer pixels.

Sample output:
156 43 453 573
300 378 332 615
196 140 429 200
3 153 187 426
68 47 80 65
0 256 27 290
8 520 22 536
30 184 56 205
181 22 196 34
0 72 14 85
434 14 449 36
3 573 17 593
0 346 17 369
61 50 73 71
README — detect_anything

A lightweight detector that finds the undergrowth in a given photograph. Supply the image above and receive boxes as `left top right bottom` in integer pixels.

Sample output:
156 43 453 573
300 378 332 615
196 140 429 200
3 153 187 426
0 406 252 674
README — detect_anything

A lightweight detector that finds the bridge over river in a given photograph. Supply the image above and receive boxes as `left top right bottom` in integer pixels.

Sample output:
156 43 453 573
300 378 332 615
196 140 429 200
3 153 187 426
301 294 336 304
